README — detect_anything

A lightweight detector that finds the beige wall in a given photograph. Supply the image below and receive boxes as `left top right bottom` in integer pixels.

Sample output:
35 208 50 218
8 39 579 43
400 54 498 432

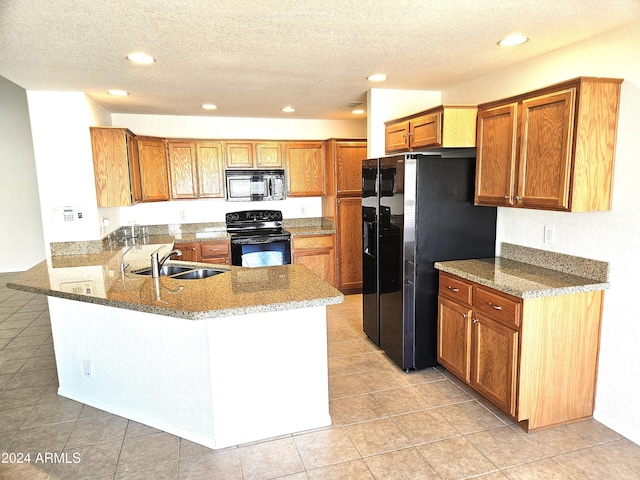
441 21 640 444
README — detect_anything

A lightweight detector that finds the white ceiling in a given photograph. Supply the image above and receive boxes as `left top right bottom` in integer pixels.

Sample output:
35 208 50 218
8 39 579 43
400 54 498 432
1 0 639 120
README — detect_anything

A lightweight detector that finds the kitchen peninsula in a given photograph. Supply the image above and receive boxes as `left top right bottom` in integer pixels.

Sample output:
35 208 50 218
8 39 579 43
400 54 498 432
7 236 343 450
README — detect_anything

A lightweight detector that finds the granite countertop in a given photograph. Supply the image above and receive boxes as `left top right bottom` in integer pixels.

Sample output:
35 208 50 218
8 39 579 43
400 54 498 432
8 243 343 320
435 243 610 299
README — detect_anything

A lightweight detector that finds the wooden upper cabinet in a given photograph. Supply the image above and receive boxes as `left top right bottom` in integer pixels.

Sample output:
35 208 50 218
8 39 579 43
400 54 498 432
225 141 283 169
167 141 198 199
333 140 368 195
475 77 622 212
90 127 142 207
385 105 477 154
255 142 282 168
137 137 170 202
196 142 224 197
475 103 518 207
167 140 224 199
285 141 325 196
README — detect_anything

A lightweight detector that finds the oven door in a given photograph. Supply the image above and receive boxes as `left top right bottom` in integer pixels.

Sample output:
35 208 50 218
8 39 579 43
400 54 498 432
230 235 292 267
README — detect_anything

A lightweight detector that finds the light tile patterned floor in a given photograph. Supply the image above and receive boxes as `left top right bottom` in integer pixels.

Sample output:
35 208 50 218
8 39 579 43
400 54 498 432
1 272 639 479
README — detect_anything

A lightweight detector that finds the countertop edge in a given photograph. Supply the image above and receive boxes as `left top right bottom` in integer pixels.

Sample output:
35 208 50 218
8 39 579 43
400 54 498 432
434 262 610 299
7 281 344 320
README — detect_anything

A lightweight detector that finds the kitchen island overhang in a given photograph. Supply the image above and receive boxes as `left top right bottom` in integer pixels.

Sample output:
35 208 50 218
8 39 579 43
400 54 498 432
8 255 343 449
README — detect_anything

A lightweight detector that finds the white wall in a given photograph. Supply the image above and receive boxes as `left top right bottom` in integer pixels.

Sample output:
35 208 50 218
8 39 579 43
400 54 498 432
367 88 442 157
26 92 111 252
0 77 46 271
442 21 640 444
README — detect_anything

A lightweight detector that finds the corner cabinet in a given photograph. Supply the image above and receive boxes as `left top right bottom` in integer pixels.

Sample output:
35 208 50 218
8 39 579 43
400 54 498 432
285 142 325 196
385 105 477 154
90 127 142 207
136 137 170 202
437 272 603 431
475 77 622 212
167 140 224 199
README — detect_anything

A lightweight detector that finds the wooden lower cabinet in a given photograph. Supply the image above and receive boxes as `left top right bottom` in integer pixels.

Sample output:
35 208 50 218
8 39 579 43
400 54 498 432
292 234 335 286
437 271 603 431
172 240 230 265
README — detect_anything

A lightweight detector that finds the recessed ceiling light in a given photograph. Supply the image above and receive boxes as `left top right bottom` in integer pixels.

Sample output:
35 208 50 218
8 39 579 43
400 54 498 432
201 104 218 110
367 73 387 82
126 52 156 65
107 89 129 96
498 34 529 46
352 109 366 115
281 106 296 113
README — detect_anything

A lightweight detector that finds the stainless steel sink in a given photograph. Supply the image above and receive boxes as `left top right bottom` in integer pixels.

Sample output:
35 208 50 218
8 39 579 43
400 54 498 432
132 265 225 279
171 269 223 280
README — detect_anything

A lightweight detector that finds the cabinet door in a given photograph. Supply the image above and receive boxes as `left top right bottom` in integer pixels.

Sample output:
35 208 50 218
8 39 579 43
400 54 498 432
197 142 224 198
471 313 519 417
285 142 325 196
336 197 362 291
172 242 199 262
438 296 472 382
518 89 576 210
91 128 138 207
475 103 518 207
167 142 198 199
225 142 254 168
336 141 367 195
255 142 283 168
292 235 335 285
385 120 410 153
126 132 143 204
137 138 170 202
410 112 441 149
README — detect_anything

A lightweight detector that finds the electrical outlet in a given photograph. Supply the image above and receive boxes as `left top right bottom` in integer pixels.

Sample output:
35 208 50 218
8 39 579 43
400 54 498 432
300 206 306 215
544 226 556 244
180 210 188 221
83 359 93 378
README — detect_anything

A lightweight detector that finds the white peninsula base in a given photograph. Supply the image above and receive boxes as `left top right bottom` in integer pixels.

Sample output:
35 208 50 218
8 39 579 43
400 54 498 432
48 297 331 449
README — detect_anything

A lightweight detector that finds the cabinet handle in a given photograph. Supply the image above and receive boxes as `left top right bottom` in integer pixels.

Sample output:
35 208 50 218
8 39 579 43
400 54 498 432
487 302 502 311
472 317 478 324
447 285 459 292
308 241 319 245
503 195 510 199
462 313 468 319
515 196 522 201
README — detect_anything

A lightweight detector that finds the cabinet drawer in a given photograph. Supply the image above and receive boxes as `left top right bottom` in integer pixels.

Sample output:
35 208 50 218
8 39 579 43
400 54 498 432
292 235 334 250
439 273 472 306
199 241 230 259
473 286 521 329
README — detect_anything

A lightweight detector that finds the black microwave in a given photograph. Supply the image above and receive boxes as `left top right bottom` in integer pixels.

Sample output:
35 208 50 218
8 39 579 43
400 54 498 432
225 170 286 202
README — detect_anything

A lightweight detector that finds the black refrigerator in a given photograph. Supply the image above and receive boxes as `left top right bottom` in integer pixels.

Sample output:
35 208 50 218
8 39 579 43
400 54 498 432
362 150 497 371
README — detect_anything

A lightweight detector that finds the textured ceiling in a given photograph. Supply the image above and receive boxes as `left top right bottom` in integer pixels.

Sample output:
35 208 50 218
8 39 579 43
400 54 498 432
1 0 639 120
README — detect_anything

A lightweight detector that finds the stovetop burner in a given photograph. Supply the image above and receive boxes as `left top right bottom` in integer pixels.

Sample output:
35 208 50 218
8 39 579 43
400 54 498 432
225 210 288 237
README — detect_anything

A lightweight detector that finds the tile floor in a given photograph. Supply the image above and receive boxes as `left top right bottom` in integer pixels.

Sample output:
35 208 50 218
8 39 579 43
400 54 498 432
1 271 639 479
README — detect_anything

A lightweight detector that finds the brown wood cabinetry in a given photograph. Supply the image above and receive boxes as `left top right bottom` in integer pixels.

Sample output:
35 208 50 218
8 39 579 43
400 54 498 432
437 271 603 431
384 105 477 154
475 77 622 211
285 142 325 196
90 127 142 207
225 141 283 169
137 137 170 202
172 239 230 265
322 139 367 293
167 140 224 199
292 234 335 286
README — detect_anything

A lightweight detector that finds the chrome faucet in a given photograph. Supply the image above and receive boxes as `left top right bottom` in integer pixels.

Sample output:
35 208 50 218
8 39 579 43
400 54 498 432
151 246 182 278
